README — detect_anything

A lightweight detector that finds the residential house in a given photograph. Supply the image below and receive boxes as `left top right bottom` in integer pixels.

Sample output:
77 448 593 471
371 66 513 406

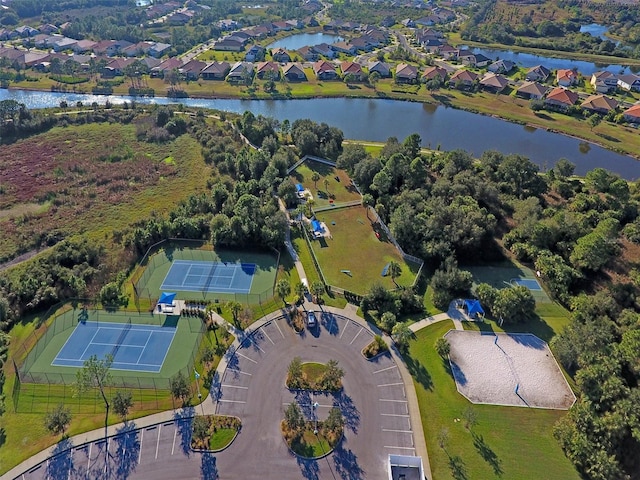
421 65 447 82
272 21 292 32
488 59 515 74
590 71 618 93
581 94 619 114
439 44 458 60
401 18 415 28
544 87 579 110
217 19 238 30
330 41 356 55
38 24 59 34
313 60 338 80
462 52 491 68
92 40 119 56
479 72 508 92
449 69 479 88
72 39 97 54
350 36 375 52
422 38 444 53
341 21 360 31
148 42 171 58
139 57 161 70
52 37 78 52
297 46 318 62
102 57 136 77
226 61 253 82
0 29 12 41
340 61 364 80
180 59 206 80
167 11 194 25
201 61 230 80
282 63 306 81
516 81 548 100
286 19 304 29
271 48 291 63
256 61 280 79
525 65 551 82
23 51 49 68
245 45 265 62
232 31 252 42
313 43 335 59
622 104 640 123
395 63 418 83
214 37 244 52
381 16 396 27
0 47 26 67
324 20 344 31
15 25 39 37
303 16 319 27
150 57 183 77
556 68 578 87
617 74 640 92
367 61 391 78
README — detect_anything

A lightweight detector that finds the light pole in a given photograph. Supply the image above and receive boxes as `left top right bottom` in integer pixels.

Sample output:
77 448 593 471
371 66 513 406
313 398 319 435
195 369 205 415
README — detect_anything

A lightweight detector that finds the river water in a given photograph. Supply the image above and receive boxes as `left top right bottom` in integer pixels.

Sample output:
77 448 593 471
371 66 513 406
1 89 638 180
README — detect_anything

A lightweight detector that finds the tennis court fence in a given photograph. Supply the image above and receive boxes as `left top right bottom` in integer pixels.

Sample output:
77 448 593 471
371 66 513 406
13 300 207 413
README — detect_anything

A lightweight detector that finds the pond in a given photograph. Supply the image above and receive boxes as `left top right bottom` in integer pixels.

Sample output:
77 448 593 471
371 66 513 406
580 23 612 42
266 33 343 51
1 89 638 180
468 46 638 76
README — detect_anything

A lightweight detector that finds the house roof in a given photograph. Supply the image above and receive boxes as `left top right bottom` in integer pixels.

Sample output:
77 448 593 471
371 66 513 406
395 63 417 78
618 74 640 85
592 70 615 80
331 41 354 51
421 66 447 80
368 60 390 73
545 87 579 105
480 72 508 89
201 61 230 74
623 104 640 119
527 64 550 78
489 59 515 71
340 61 362 75
581 94 618 111
229 61 253 74
180 59 206 74
517 81 548 97
154 57 184 71
256 61 280 74
283 63 305 76
557 68 577 82
313 60 336 74
450 69 478 82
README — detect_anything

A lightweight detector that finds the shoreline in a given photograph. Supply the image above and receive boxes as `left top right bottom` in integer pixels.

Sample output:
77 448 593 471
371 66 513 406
7 84 640 164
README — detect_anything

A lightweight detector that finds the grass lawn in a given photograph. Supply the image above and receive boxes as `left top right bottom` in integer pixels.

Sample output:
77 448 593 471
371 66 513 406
310 206 420 294
209 427 237 450
290 159 361 207
407 321 579 480
291 429 332 458
301 362 326 385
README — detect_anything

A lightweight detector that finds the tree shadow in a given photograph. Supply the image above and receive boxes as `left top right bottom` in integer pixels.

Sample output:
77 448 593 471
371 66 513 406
200 451 219 480
447 453 468 480
320 311 339 336
0 427 5 448
332 391 360 434
209 370 222 401
174 407 195 457
296 455 319 480
472 431 503 476
333 446 364 479
403 353 433 391
111 422 141 479
46 437 75 480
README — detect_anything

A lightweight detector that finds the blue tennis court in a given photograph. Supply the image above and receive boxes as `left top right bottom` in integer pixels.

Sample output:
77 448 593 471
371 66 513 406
512 278 542 291
161 260 256 293
52 321 176 372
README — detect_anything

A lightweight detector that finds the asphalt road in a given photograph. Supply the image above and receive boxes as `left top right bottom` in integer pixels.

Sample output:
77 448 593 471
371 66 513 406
17 313 415 480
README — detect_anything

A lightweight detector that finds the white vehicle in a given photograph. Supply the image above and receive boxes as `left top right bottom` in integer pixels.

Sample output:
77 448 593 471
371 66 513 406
307 311 317 328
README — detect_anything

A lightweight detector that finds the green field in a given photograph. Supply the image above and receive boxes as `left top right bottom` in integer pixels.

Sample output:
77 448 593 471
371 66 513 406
135 244 279 304
290 159 361 207
464 260 553 303
408 321 580 480
309 206 420 294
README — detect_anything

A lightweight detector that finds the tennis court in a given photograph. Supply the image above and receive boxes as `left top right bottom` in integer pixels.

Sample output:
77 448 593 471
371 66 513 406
512 278 542 291
51 321 176 373
161 260 256 294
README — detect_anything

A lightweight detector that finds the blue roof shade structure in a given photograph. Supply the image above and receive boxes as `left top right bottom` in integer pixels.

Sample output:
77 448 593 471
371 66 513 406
296 183 304 192
311 220 322 232
158 292 176 305
464 299 485 317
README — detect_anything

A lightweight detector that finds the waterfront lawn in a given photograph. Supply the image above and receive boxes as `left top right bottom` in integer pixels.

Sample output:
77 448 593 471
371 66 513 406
408 321 580 480
310 206 419 294
290 159 361 206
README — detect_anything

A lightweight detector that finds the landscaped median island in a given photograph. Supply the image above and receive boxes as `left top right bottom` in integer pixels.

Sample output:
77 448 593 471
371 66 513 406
362 334 389 359
286 356 344 392
191 415 241 452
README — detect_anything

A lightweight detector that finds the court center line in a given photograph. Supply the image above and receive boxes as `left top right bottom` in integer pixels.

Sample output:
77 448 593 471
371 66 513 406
155 424 161 459
373 365 398 374
135 332 153 365
262 328 275 345
229 264 238 290
236 352 258 364
273 320 285 338
138 429 144 464
78 328 102 361
378 382 404 387
226 368 251 376
350 327 364 345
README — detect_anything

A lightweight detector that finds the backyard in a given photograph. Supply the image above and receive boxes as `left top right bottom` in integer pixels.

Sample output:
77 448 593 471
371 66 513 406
290 159 361 207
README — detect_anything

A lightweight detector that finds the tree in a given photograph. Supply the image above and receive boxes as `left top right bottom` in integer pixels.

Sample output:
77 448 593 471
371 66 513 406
462 406 477 430
492 286 536 324
362 193 374 220
324 407 344 432
320 359 344 391
113 390 134 422
323 178 329 194
435 337 450 358
587 113 601 131
276 279 291 305
284 402 305 431
294 282 306 304
402 133 421 159
310 281 325 304
311 172 320 189
380 311 397 332
391 321 413 350
76 354 112 439
437 428 449 449
554 158 575 179
98 282 128 309
44 404 72 436
192 416 210 446
226 301 242 324
369 71 381 90
387 261 401 286
288 356 303 388
169 371 191 406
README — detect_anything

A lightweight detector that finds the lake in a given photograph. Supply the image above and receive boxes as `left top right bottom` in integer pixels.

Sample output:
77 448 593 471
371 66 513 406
0 89 638 180
266 33 343 51
469 46 638 76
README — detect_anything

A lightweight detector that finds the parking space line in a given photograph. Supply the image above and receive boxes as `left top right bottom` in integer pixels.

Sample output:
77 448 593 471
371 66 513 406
384 446 416 451
87 443 92 470
104 439 110 473
222 384 248 389
380 399 407 403
172 428 177 455
138 429 144 464
373 365 397 374
382 429 413 433
273 320 285 338
350 327 364 345
155 424 161 459
227 368 251 376
236 352 258 364
339 321 349 339
249 338 265 353
377 382 404 387
262 328 275 345
218 399 246 404
381 413 410 418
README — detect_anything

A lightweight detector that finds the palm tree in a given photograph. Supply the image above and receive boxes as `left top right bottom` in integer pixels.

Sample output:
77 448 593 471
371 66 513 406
276 279 291 305
294 282 306 304
362 193 374 220
323 178 329 194
310 281 325 304
388 261 401 286
311 172 320 189
391 321 413 350
226 301 242 324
